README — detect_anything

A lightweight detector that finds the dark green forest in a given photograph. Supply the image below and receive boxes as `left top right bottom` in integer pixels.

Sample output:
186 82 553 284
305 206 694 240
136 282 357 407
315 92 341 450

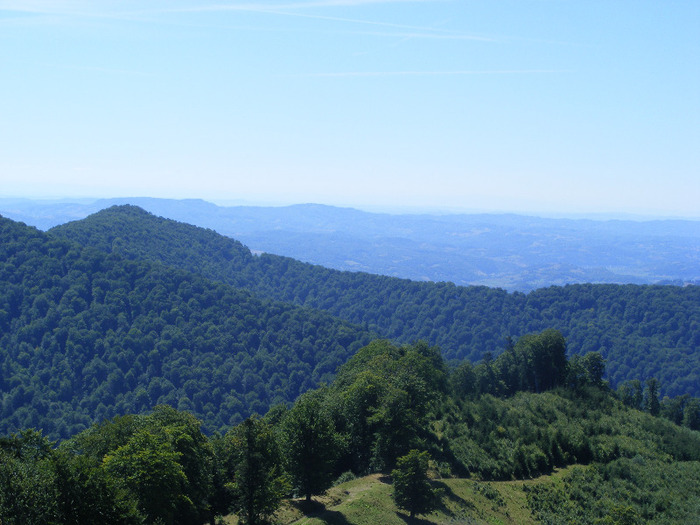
51 206 700 397
3 334 700 524
2 208 699 442
2 208 700 524
0 215 372 438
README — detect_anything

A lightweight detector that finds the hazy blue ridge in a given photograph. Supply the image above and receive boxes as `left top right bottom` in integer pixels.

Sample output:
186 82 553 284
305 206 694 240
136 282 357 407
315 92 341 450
2 197 698 291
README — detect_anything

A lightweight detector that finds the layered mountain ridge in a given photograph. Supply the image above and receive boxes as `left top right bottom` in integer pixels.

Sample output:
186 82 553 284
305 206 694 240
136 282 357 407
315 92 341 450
2 197 698 291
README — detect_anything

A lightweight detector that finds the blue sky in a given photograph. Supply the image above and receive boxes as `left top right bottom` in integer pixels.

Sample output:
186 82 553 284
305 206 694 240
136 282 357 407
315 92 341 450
1 1 698 217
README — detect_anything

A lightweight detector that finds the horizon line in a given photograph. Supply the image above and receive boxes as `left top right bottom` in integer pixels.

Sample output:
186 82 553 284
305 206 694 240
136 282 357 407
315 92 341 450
1 194 699 222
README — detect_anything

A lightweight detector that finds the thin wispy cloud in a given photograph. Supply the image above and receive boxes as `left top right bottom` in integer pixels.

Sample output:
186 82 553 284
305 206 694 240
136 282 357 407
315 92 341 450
164 3 471 38
299 69 572 77
339 30 495 42
0 1 159 23
38 63 154 77
0 0 440 16
0 0 108 16
0 0 493 43
172 0 442 11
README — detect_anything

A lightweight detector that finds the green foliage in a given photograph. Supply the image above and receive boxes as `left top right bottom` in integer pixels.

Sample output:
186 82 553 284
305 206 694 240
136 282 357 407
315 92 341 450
65 406 215 525
103 428 186 524
281 389 340 501
526 459 700 524
2 205 700 522
644 378 661 416
225 416 290 525
391 449 439 518
568 351 606 391
328 340 447 472
449 360 477 398
465 329 570 397
0 429 140 525
50 205 700 399
4 208 694 441
148 405 215 524
617 380 644 410
0 430 59 524
2 332 700 524
682 397 700 430
444 381 700 481
51 452 141 525
332 470 357 486
0 214 372 438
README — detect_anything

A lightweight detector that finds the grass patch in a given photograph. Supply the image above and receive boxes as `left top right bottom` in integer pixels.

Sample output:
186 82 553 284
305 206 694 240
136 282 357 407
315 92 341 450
221 467 579 525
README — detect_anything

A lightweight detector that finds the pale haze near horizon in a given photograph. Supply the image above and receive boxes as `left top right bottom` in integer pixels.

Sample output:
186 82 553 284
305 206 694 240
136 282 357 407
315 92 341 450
1 1 698 218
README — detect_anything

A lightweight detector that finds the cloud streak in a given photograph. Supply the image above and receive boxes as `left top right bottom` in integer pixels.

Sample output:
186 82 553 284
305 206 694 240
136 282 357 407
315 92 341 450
338 30 495 41
169 0 442 11
298 69 572 77
38 62 154 77
0 0 441 15
0 0 492 42
160 2 475 38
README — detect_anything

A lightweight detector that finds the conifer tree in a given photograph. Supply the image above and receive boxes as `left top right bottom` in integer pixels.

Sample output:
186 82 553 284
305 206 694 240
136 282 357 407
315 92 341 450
391 449 438 518
645 378 661 416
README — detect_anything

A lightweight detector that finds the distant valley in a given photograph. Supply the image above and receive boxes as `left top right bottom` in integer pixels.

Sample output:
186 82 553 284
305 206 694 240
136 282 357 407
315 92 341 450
1 197 698 291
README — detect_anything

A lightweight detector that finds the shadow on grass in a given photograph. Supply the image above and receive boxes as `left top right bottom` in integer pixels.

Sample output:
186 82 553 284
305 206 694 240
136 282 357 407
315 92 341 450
289 499 326 515
306 509 353 525
394 483 480 525
395 511 436 525
397 479 473 521
433 480 474 510
287 499 352 525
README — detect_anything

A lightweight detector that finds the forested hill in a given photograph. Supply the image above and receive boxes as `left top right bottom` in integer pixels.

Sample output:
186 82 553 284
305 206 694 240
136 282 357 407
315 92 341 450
51 206 700 398
0 215 373 439
4 335 700 524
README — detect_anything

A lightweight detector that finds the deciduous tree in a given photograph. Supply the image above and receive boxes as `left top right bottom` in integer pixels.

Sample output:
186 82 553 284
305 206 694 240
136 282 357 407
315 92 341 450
103 429 187 525
282 390 339 502
227 416 289 525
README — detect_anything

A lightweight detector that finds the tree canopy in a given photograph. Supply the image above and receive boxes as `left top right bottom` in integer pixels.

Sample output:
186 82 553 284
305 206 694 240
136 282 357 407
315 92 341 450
2 333 700 524
50 205 700 399
0 214 372 438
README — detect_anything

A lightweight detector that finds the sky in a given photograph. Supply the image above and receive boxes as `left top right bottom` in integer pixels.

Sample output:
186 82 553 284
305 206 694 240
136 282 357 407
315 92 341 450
1 0 699 217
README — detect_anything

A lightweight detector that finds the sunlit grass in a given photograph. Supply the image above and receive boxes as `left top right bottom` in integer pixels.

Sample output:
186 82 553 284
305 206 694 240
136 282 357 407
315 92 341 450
222 468 579 525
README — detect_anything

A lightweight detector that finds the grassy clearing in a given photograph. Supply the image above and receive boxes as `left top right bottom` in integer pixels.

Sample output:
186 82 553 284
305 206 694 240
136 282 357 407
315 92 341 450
217 468 577 525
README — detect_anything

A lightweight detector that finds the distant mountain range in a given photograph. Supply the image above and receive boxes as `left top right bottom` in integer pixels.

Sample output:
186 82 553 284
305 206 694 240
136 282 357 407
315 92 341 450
1 197 698 291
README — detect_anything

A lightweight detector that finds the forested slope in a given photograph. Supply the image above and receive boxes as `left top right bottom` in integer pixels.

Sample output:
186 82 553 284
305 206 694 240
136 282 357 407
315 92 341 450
51 206 700 397
0 215 373 438
3 334 700 525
